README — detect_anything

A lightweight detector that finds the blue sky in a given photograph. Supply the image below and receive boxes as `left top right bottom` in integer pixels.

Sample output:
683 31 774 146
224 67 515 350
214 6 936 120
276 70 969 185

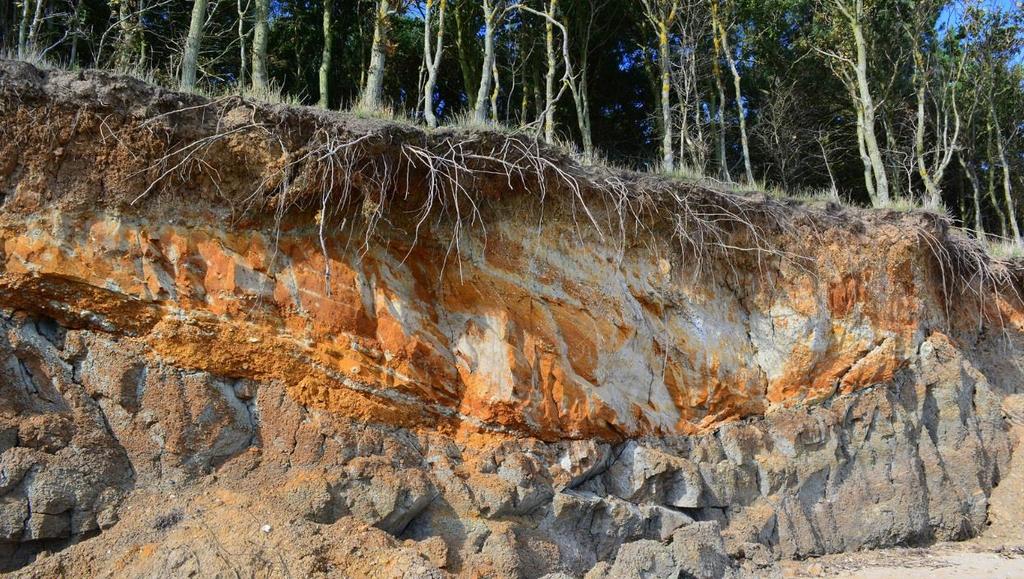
941 0 1022 63
942 0 1020 26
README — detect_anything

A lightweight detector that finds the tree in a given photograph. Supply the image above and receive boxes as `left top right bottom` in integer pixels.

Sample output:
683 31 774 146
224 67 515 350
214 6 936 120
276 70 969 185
252 0 270 93
517 0 565 143
817 0 892 206
17 0 32 58
360 0 394 111
237 0 251 89
542 0 559 143
991 99 1021 245
113 0 145 70
319 0 334 108
671 0 710 173
422 0 447 127
472 0 508 124
753 80 817 190
564 0 613 163
454 0 482 110
640 0 680 172
910 0 966 209
713 0 754 183
27 0 45 53
706 0 730 181
520 0 598 159
180 0 209 91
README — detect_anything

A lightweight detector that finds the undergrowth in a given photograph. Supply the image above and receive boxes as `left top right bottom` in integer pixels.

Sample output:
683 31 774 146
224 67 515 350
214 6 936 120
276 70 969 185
232 80 306 108
986 238 1024 261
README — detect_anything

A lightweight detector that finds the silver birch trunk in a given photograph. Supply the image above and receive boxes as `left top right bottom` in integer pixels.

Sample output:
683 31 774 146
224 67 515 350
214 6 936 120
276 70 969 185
543 0 558 144
490 58 500 122
575 52 593 163
521 1 592 160
473 0 498 124
319 0 333 108
18 0 31 58
237 0 249 90
251 0 270 93
360 0 390 111
657 18 673 172
717 19 753 183
993 105 1021 244
180 0 208 91
854 101 876 202
713 71 730 181
27 0 44 52
114 0 134 69
423 0 447 128
848 2 889 205
960 153 984 237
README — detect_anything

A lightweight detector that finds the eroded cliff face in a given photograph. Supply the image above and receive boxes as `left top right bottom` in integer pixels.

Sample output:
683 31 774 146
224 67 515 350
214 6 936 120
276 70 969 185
1 61 1024 577
0 205 956 441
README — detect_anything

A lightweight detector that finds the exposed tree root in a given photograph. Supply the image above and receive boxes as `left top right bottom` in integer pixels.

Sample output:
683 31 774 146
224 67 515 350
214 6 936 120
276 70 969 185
2 63 1020 339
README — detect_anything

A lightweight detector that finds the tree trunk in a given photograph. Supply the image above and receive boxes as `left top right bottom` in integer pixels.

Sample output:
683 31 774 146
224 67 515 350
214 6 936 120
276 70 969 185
423 0 447 128
849 7 889 205
912 50 960 209
251 0 270 93
490 58 500 122
136 0 148 69
18 0 32 58
360 0 390 111
720 33 753 180
960 153 984 237
716 13 753 183
679 90 688 168
114 0 134 69
712 66 730 181
820 136 839 198
657 18 673 172
454 0 479 110
575 49 593 163
644 52 662 139
678 46 691 168
472 0 497 124
690 56 705 172
533 61 544 123
0 0 9 54
543 0 558 144
111 0 148 70
180 0 208 91
27 0 45 52
318 0 333 108
852 95 876 202
992 105 1021 244
519 63 529 125
914 76 940 206
983 127 1008 238
237 0 249 90
525 0 592 161
709 4 730 181
69 16 78 64
422 0 435 124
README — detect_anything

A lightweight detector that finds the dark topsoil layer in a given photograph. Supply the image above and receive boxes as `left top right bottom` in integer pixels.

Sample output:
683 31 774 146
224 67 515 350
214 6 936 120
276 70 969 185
1 58 1020 292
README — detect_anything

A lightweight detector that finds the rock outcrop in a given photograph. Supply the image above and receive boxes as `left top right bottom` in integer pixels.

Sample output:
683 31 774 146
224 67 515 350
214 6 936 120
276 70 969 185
1 61 1023 577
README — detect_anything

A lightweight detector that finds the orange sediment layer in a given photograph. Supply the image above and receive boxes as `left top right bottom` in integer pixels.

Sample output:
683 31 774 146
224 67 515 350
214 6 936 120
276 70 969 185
0 210 973 440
